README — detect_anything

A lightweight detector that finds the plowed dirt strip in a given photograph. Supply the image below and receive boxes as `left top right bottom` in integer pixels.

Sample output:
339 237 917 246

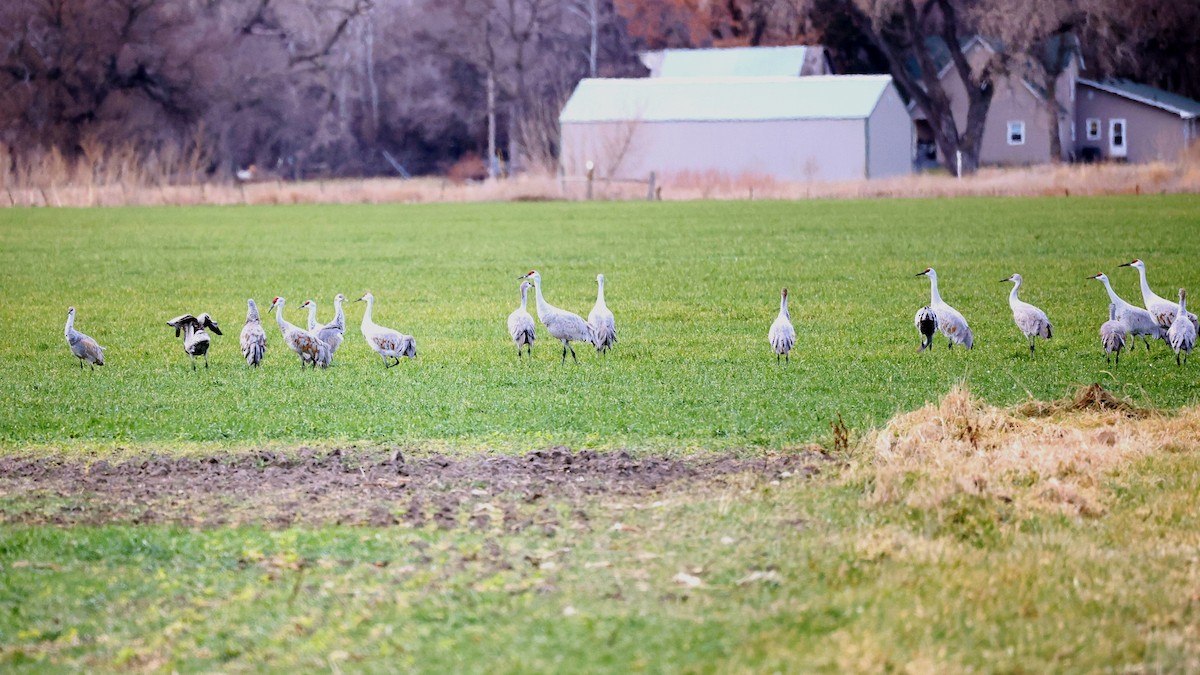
0 448 830 529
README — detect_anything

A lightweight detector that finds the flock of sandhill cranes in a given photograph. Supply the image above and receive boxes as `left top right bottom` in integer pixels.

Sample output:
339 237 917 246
62 270 617 370
62 259 1198 371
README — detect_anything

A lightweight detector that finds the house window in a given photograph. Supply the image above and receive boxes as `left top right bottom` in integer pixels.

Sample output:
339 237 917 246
1086 118 1101 140
1007 121 1025 145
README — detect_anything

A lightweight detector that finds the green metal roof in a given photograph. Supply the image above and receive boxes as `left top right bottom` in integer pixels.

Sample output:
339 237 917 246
1078 78 1200 119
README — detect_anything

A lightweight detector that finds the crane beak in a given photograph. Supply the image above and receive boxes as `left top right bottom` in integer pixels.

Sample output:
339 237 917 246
1118 262 1132 267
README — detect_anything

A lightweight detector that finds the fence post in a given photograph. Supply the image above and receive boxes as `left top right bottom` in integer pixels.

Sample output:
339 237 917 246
586 160 594 200
647 171 656 201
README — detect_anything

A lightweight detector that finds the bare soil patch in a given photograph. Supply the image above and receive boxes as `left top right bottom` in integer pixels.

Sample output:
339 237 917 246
0 447 829 529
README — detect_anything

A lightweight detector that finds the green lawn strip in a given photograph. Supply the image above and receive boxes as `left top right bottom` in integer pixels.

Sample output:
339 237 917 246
4 451 1199 671
2 196 1200 450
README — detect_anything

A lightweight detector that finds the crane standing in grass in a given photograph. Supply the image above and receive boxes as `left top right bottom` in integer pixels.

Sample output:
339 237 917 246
588 274 617 355
167 313 223 370
302 294 346 358
1168 288 1196 365
356 292 417 367
1002 273 1053 356
1087 273 1163 350
1100 303 1126 365
64 307 105 370
507 280 536 358
267 297 331 369
916 268 973 349
1120 259 1198 331
521 270 594 365
768 287 796 363
239 299 267 368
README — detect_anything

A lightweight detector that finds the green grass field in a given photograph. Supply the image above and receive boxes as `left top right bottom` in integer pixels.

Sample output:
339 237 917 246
2 195 1200 450
5 195 1200 672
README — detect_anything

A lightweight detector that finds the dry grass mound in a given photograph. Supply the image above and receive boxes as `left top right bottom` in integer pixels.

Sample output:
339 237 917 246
862 385 1199 518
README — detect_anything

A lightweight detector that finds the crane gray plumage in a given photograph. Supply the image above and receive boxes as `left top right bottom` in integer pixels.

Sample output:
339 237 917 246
521 270 594 365
267 297 331 369
240 298 266 367
588 273 617 355
768 287 796 362
1120 259 1199 332
355 292 416 367
507 280 536 357
916 268 973 349
301 294 346 358
1088 272 1163 350
167 313 223 370
1100 303 1126 366
914 306 938 352
64 307 105 369
1002 273 1052 356
1168 288 1196 365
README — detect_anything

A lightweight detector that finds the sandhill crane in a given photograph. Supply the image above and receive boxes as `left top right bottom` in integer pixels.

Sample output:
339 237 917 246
1002 274 1053 356
588 274 617 355
267 297 331 369
167 313 223 370
521 270 594 365
768 287 796 362
1119 259 1199 331
64 307 105 369
1100 303 1126 365
1088 273 1163 350
301 294 346 357
355 292 417 367
507 280 536 357
914 306 938 352
240 298 266 368
1168 288 1196 365
915 268 974 349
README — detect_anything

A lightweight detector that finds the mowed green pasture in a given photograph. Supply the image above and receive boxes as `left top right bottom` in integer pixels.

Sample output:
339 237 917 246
2 195 1200 449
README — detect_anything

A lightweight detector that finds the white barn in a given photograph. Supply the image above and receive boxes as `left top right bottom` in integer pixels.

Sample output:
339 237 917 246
639 45 832 78
559 75 912 182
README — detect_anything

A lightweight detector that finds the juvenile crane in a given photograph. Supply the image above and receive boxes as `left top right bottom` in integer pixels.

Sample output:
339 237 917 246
914 306 938 352
1168 288 1196 365
1002 273 1053 356
588 274 617 355
267 297 331 369
1100 303 1127 365
239 299 267 368
1119 259 1199 331
356 292 417 367
167 313 223 370
768 287 796 363
915 268 974 349
507 280 536 357
301 294 346 357
521 270 594 365
64 307 105 370
1087 273 1163 350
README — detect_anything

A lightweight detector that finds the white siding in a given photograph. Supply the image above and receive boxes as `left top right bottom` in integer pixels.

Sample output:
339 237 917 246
866 85 913 178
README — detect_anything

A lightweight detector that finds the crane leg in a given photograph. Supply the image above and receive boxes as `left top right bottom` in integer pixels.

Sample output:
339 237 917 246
560 343 567 365
191 357 197 371
79 358 84 369
205 354 209 369
570 343 578 364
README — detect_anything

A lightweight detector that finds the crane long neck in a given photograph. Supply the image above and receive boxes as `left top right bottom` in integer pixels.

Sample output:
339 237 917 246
306 303 317 330
597 278 606 305
362 297 374 327
779 293 789 318
247 302 260 323
520 284 529 310
928 276 943 305
532 278 550 316
1179 294 1188 316
64 313 74 337
1099 278 1123 306
274 301 287 330
1008 280 1021 306
334 298 344 323
1110 303 1117 321
1136 266 1155 302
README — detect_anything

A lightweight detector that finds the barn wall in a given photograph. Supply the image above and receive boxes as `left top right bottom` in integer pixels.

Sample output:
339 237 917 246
866 85 913 178
560 118 867 182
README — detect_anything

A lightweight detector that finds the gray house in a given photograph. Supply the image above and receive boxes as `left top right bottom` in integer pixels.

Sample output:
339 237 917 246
559 75 912 182
1075 79 1200 162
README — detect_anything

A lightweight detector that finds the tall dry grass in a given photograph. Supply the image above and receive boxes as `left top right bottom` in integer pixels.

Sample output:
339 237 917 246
2 142 1198 207
858 384 1200 518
